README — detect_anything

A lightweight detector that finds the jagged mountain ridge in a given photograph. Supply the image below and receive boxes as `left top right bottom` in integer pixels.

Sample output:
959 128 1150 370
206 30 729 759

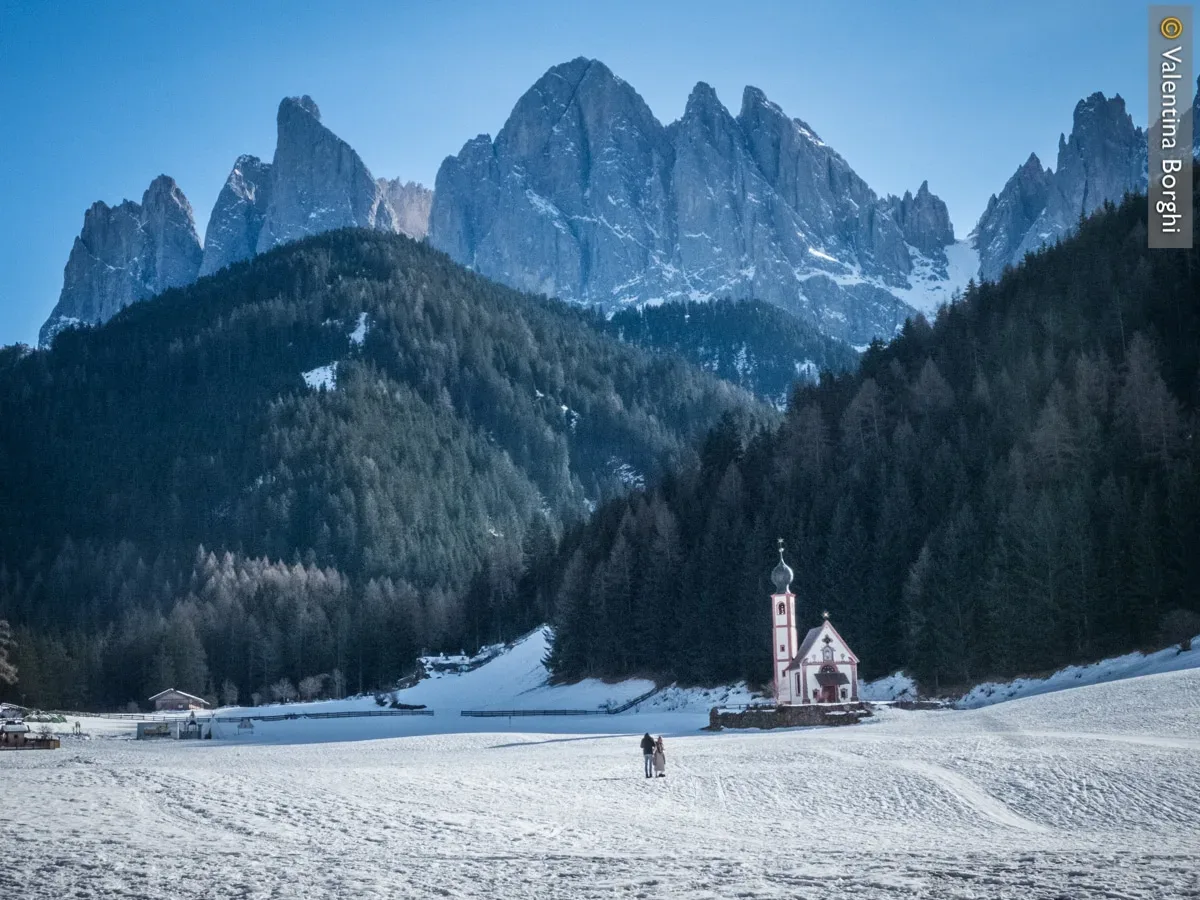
40 69 1198 352
971 82 1200 281
39 96 432 347
429 58 969 347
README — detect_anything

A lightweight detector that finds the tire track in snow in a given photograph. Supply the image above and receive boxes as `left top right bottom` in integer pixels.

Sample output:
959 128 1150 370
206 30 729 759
889 760 1049 834
811 746 1048 834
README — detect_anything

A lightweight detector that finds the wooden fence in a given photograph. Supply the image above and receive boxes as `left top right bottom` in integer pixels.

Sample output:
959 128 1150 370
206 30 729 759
213 708 434 723
460 685 662 718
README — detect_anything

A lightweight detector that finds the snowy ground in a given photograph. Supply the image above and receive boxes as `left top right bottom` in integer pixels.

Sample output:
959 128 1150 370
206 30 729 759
3 668 1199 899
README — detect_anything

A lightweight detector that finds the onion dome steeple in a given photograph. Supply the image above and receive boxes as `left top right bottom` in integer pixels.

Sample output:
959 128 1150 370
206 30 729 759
771 538 793 594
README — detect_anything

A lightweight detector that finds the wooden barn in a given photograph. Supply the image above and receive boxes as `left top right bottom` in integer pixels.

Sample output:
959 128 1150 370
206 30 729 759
148 689 210 712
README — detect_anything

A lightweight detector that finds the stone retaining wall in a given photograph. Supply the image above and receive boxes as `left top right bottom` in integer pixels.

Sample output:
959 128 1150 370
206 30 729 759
708 702 872 730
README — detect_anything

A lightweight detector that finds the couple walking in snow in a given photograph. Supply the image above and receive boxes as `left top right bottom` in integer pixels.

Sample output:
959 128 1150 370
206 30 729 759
640 733 666 778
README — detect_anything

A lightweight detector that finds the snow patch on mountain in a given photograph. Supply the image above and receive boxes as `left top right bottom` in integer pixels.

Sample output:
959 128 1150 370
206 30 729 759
889 241 979 316
302 363 337 390
349 312 369 346
608 458 645 490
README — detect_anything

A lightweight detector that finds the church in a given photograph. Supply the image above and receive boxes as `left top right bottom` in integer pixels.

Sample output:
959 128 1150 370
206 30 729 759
769 543 860 706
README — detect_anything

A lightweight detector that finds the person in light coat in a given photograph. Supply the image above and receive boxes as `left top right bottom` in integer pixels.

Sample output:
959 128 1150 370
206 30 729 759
653 736 666 777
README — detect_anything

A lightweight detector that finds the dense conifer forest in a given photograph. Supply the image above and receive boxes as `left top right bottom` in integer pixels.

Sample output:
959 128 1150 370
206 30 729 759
535 194 1200 691
602 299 860 406
0 231 765 709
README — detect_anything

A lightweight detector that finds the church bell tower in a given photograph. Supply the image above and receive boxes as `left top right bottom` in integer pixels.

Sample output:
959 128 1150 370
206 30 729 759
770 540 799 704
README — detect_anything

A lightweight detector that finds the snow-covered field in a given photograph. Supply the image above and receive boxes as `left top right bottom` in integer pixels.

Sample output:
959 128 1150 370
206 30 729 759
182 628 758 744
3 666 1199 899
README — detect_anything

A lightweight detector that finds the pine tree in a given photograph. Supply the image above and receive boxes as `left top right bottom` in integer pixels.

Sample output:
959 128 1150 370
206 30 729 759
0 619 16 686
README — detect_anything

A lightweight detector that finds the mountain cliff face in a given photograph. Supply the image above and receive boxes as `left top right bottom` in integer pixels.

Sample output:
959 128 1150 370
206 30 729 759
1194 76 1200 159
199 155 272 277
973 93 1148 281
378 178 432 239
255 96 396 253
881 181 956 257
39 176 202 347
972 154 1054 283
429 58 967 346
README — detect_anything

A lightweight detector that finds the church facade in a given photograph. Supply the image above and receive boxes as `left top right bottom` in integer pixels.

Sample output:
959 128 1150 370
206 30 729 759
770 544 860 705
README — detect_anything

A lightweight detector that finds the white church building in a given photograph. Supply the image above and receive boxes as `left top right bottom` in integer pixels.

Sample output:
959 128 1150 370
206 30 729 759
770 543 860 705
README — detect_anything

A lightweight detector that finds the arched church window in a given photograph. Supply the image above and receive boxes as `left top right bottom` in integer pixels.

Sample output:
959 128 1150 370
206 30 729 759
777 601 785 616
822 644 834 662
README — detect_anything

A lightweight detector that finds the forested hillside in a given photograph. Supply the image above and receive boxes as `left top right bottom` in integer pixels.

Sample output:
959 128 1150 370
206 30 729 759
0 230 765 709
602 299 860 406
533 194 1200 691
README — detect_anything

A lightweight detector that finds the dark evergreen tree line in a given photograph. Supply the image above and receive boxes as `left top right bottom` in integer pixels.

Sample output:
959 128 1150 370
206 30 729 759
536 194 1200 691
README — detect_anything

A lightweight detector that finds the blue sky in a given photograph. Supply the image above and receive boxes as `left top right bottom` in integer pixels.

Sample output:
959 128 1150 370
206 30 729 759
0 0 1171 346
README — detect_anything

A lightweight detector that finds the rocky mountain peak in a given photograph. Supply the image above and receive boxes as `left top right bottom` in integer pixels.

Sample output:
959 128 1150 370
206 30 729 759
738 85 779 119
39 176 202 347
143 174 190 208
974 91 1147 282
497 56 664 166
255 93 395 254
1073 91 1129 128
430 60 964 345
679 81 738 140
199 154 272 277
46 94 431 340
882 181 955 257
685 81 722 114
1019 151 1045 174
280 94 321 122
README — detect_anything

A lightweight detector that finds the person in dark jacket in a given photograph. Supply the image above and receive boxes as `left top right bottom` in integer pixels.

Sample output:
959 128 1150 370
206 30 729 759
640 733 655 778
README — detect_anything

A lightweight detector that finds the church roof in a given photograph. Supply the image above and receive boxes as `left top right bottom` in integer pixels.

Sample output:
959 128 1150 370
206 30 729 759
795 626 824 660
783 619 860 670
